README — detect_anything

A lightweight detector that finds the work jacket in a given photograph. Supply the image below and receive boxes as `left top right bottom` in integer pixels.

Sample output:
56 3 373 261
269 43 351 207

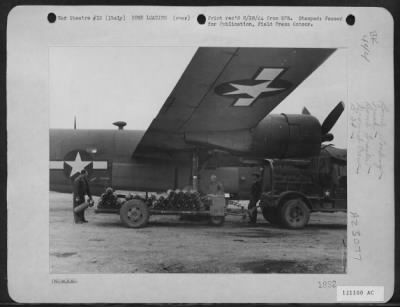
207 182 224 195
251 180 262 201
73 175 92 201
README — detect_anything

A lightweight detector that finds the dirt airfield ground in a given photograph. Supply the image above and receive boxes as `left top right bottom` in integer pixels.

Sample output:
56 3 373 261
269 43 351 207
50 192 347 274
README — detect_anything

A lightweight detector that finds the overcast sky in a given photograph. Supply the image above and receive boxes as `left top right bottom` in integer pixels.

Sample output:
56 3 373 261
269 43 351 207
50 47 347 148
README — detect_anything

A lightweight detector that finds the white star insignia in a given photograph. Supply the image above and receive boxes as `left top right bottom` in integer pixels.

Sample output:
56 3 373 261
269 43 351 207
223 81 284 99
222 68 286 106
64 152 91 177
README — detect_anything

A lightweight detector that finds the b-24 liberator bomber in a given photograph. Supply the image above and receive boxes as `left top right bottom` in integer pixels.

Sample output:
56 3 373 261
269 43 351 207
50 47 346 228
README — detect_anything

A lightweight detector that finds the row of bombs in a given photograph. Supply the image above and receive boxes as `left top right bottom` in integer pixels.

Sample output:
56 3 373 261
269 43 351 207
98 192 125 209
98 189 144 209
147 189 211 211
98 188 212 211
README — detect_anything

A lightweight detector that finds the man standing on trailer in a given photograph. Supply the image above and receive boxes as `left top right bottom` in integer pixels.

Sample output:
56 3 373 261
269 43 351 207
248 173 262 224
206 174 224 195
73 169 93 224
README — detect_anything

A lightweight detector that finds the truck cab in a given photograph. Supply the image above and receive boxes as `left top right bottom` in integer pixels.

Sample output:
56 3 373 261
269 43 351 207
260 146 347 228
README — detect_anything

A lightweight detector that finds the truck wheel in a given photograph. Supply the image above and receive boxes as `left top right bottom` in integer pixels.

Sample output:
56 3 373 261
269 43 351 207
262 207 281 225
280 198 310 229
209 216 225 226
120 199 150 228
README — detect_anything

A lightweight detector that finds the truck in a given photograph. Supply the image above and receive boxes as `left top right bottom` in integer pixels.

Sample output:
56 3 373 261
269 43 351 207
259 145 347 229
94 146 346 229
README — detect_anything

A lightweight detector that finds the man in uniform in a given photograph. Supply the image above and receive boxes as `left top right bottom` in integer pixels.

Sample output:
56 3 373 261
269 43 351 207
248 173 262 224
73 169 93 224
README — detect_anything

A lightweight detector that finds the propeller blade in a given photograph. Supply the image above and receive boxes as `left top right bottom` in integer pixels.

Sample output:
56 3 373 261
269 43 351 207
321 101 344 134
302 107 311 115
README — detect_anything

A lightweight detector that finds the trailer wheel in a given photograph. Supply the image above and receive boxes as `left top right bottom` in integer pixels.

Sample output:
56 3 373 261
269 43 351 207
120 199 150 228
209 216 225 226
262 207 281 225
280 198 310 229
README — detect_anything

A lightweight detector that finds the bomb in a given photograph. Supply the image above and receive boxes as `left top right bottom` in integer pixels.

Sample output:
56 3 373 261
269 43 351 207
149 189 207 211
74 199 94 213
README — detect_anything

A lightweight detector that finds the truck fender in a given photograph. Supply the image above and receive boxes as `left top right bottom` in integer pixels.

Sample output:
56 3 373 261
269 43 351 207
276 191 312 210
259 192 276 208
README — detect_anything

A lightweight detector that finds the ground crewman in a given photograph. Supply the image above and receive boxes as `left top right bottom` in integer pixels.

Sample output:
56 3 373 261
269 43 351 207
206 174 224 195
73 169 93 223
248 173 262 224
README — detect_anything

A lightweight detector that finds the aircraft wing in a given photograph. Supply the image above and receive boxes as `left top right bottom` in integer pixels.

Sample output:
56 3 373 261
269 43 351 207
133 47 335 156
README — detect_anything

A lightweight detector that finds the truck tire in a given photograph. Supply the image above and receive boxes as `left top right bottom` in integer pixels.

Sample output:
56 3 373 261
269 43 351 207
209 216 225 226
280 198 310 229
262 207 281 225
120 199 150 228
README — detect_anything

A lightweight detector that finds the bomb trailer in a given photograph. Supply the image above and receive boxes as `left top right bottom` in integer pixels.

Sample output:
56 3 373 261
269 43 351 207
94 146 347 229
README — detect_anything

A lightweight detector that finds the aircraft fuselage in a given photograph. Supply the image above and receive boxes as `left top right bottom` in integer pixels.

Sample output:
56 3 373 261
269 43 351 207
49 108 340 198
49 128 265 198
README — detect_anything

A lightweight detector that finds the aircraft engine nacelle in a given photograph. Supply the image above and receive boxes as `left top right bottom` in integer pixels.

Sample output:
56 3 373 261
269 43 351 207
186 114 323 159
251 114 322 159
185 102 343 159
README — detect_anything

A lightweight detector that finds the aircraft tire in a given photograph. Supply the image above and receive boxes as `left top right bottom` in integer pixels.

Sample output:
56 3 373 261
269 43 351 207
209 216 225 226
280 198 310 229
120 199 150 228
261 207 281 225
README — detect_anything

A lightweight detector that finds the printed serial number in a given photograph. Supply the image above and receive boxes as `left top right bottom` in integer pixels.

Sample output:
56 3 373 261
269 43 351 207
337 286 384 302
342 289 364 296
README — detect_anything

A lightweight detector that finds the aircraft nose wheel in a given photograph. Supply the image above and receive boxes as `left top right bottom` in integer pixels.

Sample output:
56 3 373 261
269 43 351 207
280 198 310 229
120 200 150 228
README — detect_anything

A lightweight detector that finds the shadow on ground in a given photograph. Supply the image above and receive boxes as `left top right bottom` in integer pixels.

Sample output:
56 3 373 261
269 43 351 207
239 259 337 273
